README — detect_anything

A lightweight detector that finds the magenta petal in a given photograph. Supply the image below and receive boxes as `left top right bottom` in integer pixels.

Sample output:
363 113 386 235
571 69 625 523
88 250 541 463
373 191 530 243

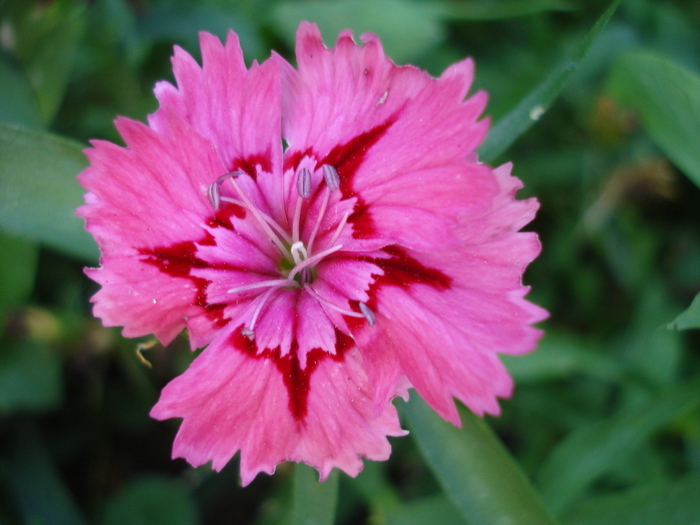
151 327 405 485
151 31 283 180
79 24 547 484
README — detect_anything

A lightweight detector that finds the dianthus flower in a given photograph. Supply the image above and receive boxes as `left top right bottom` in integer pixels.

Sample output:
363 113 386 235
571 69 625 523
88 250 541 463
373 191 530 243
78 22 547 485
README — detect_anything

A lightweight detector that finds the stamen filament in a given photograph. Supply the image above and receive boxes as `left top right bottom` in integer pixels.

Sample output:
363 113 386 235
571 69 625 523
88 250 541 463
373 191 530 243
246 286 279 337
304 285 365 319
328 211 350 247
292 191 303 243
306 187 330 255
220 197 292 244
288 244 343 281
225 173 291 258
228 279 293 295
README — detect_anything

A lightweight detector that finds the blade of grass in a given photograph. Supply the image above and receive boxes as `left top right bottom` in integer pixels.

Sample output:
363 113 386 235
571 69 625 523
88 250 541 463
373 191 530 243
607 51 700 190
0 123 96 261
479 0 623 163
404 397 558 525
292 463 339 525
536 376 700 515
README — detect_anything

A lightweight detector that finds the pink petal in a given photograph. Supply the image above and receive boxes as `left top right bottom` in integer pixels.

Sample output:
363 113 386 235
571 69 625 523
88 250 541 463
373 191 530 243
78 24 548 485
151 325 406 485
281 23 491 252
150 31 283 182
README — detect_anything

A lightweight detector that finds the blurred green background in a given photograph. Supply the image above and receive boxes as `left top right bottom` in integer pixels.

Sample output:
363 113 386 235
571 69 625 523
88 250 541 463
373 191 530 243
1 0 700 524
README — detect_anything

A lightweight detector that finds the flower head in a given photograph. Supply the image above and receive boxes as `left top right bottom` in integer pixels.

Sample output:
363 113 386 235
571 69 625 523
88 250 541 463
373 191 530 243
78 22 547 485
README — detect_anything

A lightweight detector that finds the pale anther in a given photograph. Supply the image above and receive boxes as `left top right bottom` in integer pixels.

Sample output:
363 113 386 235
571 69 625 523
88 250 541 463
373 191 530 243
207 182 221 210
241 327 255 340
207 171 245 210
297 168 312 198
299 267 313 286
322 164 340 191
359 302 376 327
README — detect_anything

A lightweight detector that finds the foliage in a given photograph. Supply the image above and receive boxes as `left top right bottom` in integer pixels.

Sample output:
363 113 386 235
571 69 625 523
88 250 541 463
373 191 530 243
1 0 699 524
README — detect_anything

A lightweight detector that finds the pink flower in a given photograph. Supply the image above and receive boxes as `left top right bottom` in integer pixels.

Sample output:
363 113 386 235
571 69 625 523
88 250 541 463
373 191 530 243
78 22 547 485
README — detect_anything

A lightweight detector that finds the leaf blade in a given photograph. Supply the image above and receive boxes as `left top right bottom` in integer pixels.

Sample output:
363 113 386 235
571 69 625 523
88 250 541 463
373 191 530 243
404 397 558 525
479 0 623 163
536 377 700 514
292 463 339 525
668 292 700 331
607 51 700 190
0 123 97 261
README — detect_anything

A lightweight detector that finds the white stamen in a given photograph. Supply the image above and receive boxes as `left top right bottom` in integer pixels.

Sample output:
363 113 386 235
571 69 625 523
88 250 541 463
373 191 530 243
241 327 255 340
358 302 376 326
292 189 303 243
228 279 293 295
304 285 365 319
322 164 340 191
306 187 330 255
288 244 343 281
328 211 350 247
246 286 278 336
297 167 312 198
225 173 291 258
220 197 292 243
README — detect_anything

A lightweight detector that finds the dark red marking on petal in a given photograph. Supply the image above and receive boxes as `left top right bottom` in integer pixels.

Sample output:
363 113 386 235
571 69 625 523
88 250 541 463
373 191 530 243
139 238 248 328
283 148 313 172
230 152 272 180
199 231 217 246
373 245 452 290
320 118 396 239
231 326 351 422
347 197 376 239
142 240 206 275
206 202 245 231
320 118 395 197
346 246 452 330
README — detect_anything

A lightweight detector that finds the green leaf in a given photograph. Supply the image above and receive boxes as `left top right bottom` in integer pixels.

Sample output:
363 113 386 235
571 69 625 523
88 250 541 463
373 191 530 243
564 473 700 525
272 0 444 64
430 0 573 20
536 377 700 515
668 292 700 330
384 494 464 525
607 51 700 189
11 0 87 125
619 284 682 385
0 122 97 261
479 0 623 163
292 463 339 525
0 339 63 413
0 231 38 324
0 53 42 128
404 396 557 525
501 331 622 384
138 1 263 61
3 423 87 525
102 475 200 525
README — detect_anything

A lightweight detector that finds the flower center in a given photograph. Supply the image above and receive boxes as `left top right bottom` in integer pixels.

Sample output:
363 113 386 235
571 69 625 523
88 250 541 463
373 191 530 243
207 165 375 340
